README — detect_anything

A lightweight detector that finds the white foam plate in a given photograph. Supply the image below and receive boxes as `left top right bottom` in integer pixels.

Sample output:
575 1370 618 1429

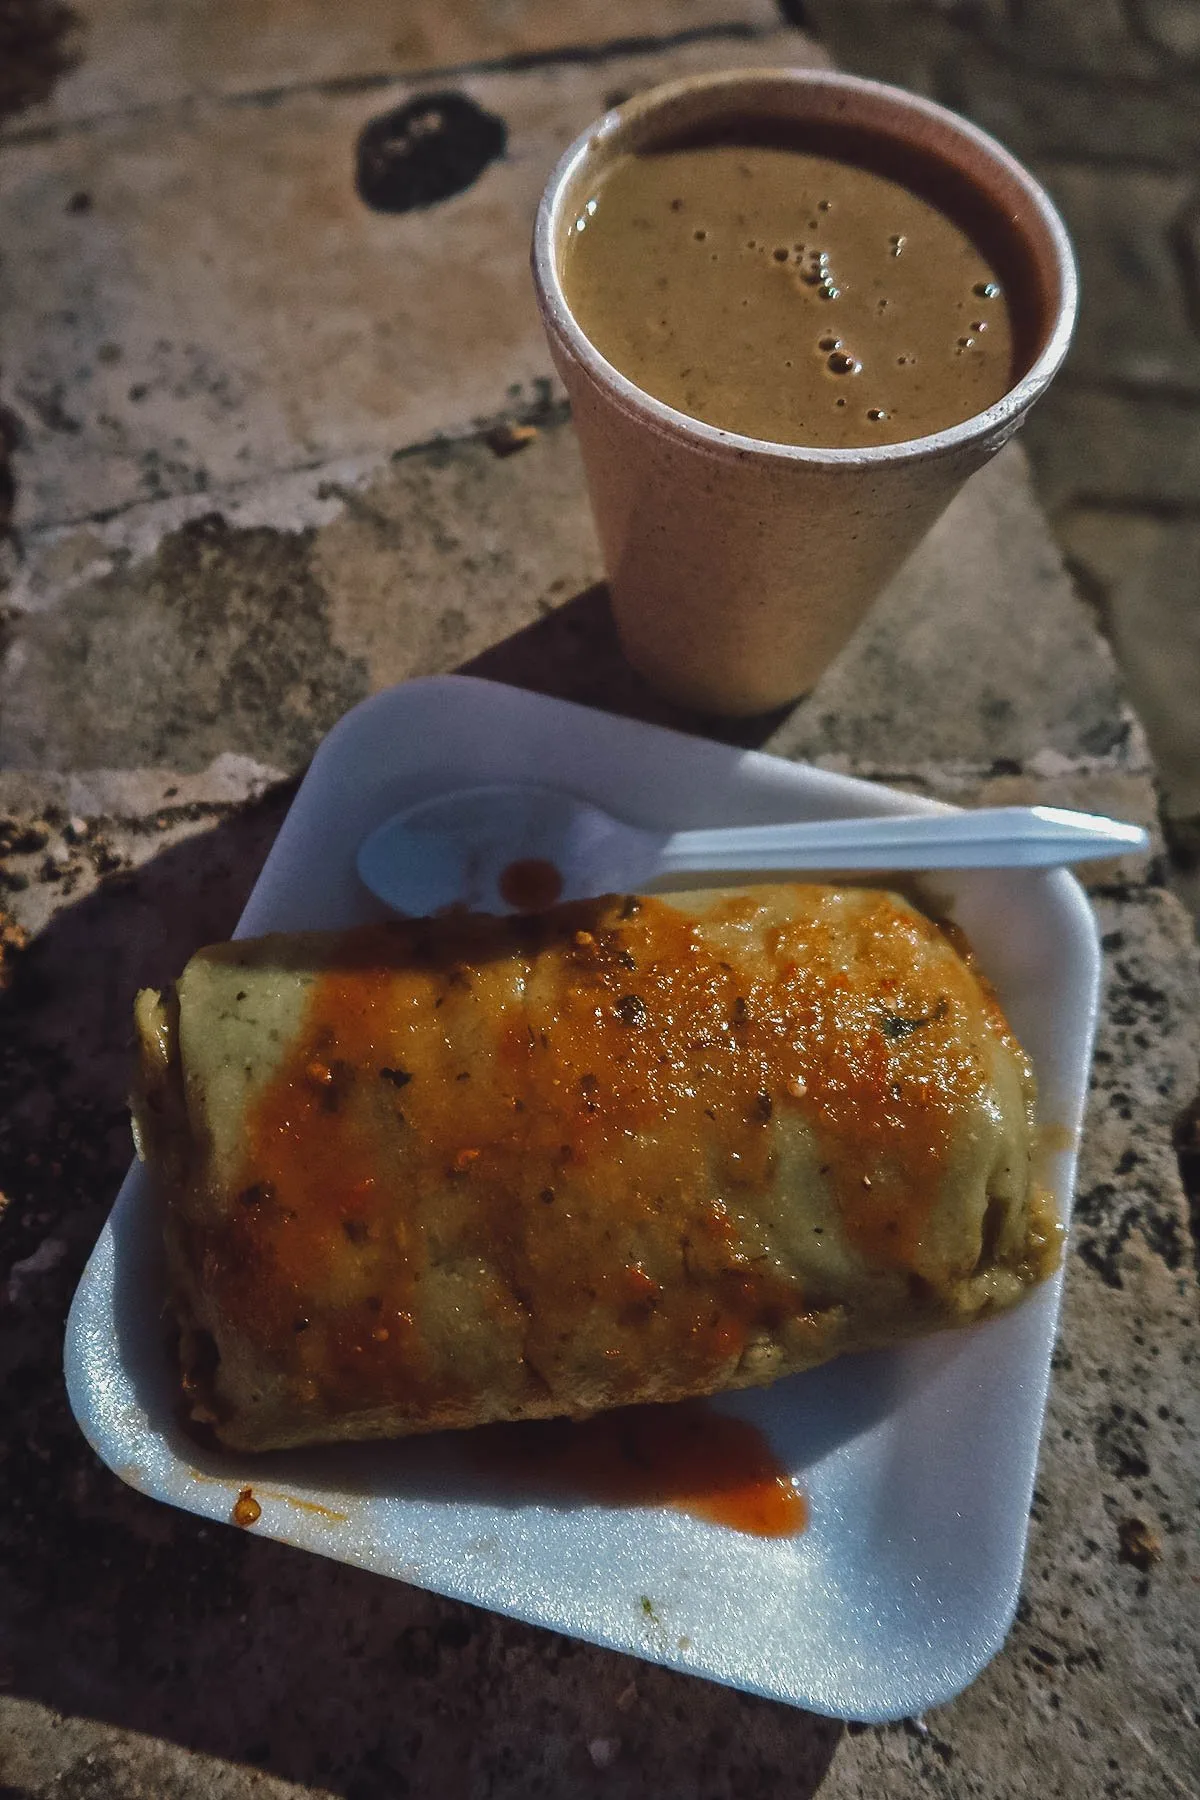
65 675 1100 1722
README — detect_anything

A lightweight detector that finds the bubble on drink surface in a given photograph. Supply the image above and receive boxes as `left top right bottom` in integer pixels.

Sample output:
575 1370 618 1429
827 351 861 375
889 234 906 257
693 228 707 242
818 199 832 211
817 334 840 351
867 408 888 421
772 246 789 262
957 336 976 351
835 397 847 407
972 320 987 332
819 284 841 300
973 281 1001 299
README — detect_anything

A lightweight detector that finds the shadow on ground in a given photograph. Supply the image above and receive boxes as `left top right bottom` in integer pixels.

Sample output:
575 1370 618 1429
459 582 798 750
0 631 837 1799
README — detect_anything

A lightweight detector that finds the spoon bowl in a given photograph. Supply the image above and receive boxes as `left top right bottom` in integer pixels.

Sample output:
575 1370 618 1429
356 782 1149 918
357 785 664 918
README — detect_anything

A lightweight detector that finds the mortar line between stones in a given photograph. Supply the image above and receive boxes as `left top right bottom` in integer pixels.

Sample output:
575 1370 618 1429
0 18 780 148
11 398 574 543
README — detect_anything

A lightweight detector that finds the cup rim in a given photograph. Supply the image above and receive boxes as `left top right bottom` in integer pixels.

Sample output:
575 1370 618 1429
532 66 1079 468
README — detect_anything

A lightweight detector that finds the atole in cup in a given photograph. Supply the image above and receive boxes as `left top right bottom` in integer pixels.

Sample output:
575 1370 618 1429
532 70 1077 716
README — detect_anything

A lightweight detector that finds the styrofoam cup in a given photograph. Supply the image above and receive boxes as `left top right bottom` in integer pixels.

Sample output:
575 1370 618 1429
532 69 1077 716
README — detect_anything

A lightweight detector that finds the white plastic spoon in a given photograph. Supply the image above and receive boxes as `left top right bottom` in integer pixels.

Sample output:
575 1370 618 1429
356 782 1149 918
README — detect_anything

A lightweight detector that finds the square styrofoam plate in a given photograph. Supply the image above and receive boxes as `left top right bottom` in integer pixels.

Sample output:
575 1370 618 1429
65 675 1100 1721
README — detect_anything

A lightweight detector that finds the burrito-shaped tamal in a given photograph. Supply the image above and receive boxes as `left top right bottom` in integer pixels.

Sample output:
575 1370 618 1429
132 887 1058 1452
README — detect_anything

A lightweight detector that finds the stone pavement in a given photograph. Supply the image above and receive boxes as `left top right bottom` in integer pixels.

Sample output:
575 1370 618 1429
798 0 1200 913
1 5 1198 1799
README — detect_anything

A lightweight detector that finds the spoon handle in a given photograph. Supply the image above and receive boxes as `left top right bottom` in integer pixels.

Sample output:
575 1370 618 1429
657 805 1149 875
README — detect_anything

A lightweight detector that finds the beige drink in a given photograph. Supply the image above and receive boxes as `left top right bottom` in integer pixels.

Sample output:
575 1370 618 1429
533 71 1076 714
561 141 1016 450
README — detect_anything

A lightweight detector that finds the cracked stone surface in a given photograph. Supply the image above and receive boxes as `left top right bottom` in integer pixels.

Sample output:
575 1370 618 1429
0 28 813 530
1 5 1198 1799
1057 509 1200 819
1032 165 1200 394
1 432 1135 775
0 0 783 135
804 0 1200 906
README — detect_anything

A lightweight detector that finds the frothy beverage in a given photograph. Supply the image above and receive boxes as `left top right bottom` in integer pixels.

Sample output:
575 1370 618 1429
561 139 1017 448
535 71 1075 713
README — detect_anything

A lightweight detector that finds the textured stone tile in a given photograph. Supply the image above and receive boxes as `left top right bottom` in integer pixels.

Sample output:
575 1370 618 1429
996 0 1163 81
1132 0 1200 63
2 0 783 135
779 2 946 98
1178 191 1200 335
0 28 821 531
940 49 1200 167
1 430 1136 777
1057 508 1200 816
0 753 286 936
1022 385 1200 513
0 1701 319 1800
1038 164 1200 394
804 0 1164 84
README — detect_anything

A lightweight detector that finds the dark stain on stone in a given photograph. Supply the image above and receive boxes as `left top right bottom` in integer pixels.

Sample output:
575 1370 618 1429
1172 1089 1200 1269
355 92 507 215
0 512 368 772
20 383 81 434
1095 1403 1151 1482
0 399 21 536
0 0 79 123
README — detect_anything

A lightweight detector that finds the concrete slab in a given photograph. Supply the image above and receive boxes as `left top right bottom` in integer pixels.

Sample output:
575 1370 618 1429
1022 385 1200 516
1 431 1137 779
1 0 784 136
0 28 823 531
1058 508 1200 817
1037 164 1200 396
